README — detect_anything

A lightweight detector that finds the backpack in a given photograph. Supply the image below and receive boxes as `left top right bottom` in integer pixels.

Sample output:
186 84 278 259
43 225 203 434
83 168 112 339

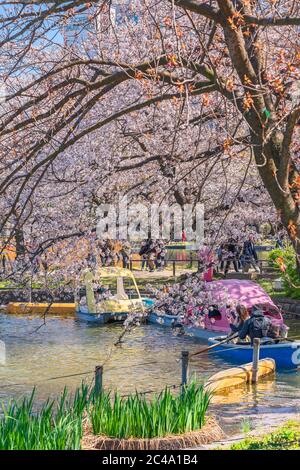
250 315 270 338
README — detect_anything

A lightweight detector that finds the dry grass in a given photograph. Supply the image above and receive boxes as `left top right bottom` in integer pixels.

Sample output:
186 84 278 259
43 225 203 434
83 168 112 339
81 417 224 450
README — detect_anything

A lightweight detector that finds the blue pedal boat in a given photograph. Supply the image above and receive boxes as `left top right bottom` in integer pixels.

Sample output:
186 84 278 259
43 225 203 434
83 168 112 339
208 336 300 369
148 312 221 340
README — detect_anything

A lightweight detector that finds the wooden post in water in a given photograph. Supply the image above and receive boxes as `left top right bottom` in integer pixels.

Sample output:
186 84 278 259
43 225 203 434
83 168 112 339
252 338 260 384
173 261 176 277
94 365 103 396
181 351 189 392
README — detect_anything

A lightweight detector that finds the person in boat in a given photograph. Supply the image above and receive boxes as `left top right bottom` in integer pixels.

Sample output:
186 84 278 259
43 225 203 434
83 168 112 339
238 305 271 344
266 322 289 341
208 305 222 321
229 304 250 334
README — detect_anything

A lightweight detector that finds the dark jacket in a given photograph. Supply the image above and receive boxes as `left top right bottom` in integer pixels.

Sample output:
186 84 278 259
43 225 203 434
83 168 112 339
243 240 258 261
224 242 239 260
230 321 244 334
238 310 271 343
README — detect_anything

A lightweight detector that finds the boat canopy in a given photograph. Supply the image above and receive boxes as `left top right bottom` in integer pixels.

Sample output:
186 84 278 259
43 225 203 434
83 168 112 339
203 279 283 333
209 280 281 314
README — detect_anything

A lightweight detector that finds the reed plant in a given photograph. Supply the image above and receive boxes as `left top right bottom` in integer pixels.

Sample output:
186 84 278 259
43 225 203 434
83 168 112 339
89 382 211 439
0 382 211 448
0 384 90 450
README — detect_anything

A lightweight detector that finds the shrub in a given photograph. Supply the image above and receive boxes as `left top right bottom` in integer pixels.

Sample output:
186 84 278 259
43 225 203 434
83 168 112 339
268 246 300 299
268 245 296 267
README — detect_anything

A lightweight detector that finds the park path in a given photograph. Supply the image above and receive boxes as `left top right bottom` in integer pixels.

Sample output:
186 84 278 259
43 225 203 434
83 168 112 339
191 410 300 450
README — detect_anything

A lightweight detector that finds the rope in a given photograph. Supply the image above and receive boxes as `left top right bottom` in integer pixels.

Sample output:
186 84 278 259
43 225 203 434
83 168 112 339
119 383 182 398
0 357 181 390
0 369 94 389
0 373 182 400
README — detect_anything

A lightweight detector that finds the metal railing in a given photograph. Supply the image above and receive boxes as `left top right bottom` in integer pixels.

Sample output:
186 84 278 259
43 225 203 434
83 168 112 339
128 257 199 277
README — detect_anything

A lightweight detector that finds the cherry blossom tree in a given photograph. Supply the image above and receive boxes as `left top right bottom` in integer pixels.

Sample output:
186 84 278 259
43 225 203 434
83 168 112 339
0 1 300 275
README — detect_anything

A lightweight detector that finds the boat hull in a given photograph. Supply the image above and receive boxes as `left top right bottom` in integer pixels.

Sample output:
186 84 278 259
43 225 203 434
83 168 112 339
184 326 222 340
76 297 153 324
148 312 223 340
204 359 275 395
208 337 300 369
76 310 128 324
6 302 75 315
148 311 179 327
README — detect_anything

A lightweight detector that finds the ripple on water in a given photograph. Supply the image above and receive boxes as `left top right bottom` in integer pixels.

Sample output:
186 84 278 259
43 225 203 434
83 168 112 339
0 314 300 434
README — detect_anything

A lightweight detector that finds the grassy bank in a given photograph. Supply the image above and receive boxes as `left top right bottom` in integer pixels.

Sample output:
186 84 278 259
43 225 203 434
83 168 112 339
230 421 300 450
256 279 286 298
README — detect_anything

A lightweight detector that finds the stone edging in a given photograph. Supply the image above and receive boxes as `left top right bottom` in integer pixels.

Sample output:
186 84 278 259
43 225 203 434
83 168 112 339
273 297 300 318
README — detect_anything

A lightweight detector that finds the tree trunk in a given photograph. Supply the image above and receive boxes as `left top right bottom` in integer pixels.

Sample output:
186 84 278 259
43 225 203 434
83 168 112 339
15 226 25 261
252 138 300 277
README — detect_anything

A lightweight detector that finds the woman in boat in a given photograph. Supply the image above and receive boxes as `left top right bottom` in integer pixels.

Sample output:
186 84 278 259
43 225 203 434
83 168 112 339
229 304 249 334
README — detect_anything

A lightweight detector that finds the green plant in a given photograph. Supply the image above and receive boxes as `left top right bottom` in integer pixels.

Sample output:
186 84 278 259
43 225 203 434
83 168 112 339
0 382 211 449
0 384 90 450
283 267 300 298
231 422 300 450
268 246 300 299
241 418 253 434
268 245 296 267
89 382 211 439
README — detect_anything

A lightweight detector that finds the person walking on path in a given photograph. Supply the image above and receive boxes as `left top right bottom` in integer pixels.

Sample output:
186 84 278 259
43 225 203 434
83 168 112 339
224 238 240 276
242 234 260 273
139 239 149 270
121 241 131 269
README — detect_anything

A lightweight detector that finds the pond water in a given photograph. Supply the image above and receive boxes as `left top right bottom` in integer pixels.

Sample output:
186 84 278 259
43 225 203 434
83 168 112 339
1 313 300 435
